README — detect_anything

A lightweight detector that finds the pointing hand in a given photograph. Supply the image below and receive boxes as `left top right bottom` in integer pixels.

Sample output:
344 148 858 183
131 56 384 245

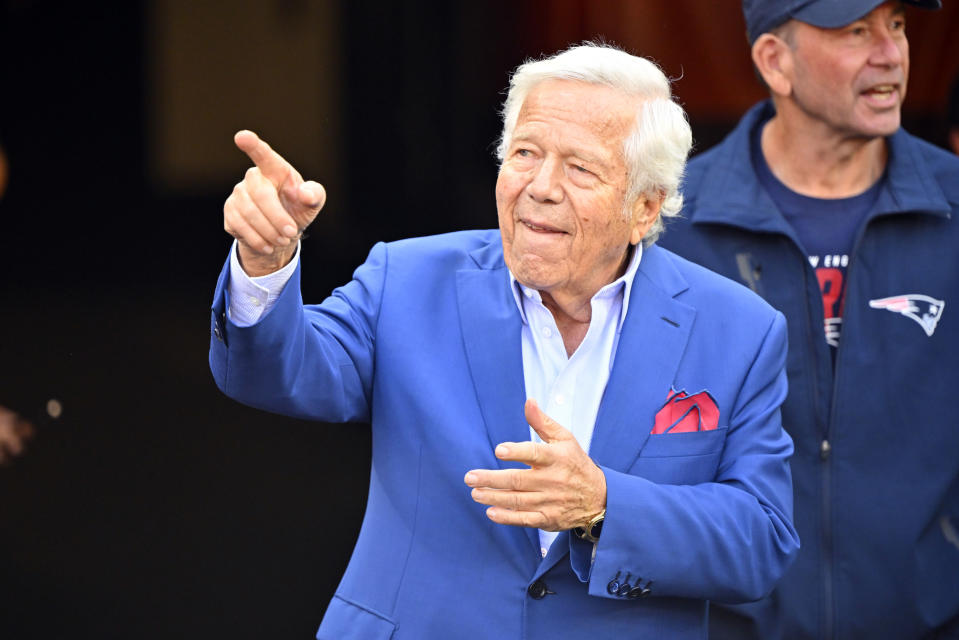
223 130 327 275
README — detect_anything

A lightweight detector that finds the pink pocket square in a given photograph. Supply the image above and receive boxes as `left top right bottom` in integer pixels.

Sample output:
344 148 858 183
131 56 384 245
651 388 720 434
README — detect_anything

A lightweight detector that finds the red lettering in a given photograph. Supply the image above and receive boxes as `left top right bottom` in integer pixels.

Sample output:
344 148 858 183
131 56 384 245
816 268 843 319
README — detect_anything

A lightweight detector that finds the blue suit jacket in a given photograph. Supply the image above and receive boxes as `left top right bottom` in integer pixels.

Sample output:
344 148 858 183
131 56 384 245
209 230 799 640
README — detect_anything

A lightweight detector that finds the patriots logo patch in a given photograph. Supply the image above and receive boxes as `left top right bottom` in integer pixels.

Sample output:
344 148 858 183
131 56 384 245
868 294 945 337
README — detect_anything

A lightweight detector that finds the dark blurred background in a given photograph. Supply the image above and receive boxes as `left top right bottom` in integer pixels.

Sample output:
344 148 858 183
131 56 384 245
1 1 956 637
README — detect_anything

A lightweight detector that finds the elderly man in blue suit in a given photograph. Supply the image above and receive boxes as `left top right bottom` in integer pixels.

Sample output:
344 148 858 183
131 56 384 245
210 44 799 639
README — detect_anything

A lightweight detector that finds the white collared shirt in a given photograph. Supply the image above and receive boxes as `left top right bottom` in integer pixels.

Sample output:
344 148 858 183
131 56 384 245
508 244 643 557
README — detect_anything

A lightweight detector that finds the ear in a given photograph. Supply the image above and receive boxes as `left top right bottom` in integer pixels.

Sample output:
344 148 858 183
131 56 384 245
752 32 794 97
629 192 664 245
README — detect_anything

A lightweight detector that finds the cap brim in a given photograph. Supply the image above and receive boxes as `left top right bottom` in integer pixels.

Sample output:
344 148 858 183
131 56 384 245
793 0 941 29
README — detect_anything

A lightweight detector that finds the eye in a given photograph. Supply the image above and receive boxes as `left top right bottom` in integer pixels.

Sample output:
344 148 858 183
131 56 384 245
516 148 533 157
890 17 906 32
567 162 598 185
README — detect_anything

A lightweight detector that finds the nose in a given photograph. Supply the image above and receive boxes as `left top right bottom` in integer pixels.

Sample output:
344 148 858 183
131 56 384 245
526 157 564 204
870 28 905 67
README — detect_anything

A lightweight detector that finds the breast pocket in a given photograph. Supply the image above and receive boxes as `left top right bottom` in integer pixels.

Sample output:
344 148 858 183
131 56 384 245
627 427 729 485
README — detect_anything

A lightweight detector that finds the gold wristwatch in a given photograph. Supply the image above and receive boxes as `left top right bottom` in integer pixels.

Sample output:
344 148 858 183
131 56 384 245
572 509 605 543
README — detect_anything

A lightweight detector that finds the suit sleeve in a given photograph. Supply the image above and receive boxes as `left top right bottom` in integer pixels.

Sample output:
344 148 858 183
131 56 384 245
208 242 387 423
572 310 798 603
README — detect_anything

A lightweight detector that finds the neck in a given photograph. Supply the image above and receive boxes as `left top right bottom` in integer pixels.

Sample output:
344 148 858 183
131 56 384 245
539 245 632 357
761 111 888 198
541 291 591 357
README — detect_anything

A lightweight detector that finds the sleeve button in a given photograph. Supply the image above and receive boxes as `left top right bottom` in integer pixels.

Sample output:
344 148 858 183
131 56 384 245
607 578 620 595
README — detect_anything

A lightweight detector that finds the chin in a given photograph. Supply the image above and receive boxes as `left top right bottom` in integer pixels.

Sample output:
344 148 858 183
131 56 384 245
510 258 559 291
855 111 902 139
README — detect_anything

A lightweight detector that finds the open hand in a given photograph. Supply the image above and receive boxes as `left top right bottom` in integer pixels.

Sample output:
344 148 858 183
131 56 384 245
465 399 607 531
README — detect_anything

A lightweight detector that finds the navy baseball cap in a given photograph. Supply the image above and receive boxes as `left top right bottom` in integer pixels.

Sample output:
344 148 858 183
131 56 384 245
743 0 942 44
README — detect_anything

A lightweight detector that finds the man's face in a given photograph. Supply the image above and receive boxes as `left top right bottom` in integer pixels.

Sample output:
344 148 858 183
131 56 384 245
787 2 910 139
496 79 656 302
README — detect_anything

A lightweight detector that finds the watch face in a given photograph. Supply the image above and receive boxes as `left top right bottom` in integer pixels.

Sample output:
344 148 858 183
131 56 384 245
574 511 605 542
589 519 603 539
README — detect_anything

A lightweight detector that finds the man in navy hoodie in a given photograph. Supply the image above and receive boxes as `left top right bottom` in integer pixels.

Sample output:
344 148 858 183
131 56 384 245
659 1 959 638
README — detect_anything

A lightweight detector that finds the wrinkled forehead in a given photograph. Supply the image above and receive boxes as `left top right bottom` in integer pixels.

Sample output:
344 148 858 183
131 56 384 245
517 79 640 137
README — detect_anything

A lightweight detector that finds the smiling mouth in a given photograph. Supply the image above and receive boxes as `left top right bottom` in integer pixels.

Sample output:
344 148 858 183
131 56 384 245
522 220 566 234
863 84 897 100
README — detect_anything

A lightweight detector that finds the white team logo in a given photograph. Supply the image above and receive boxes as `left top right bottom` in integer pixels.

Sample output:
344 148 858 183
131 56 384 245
868 294 945 337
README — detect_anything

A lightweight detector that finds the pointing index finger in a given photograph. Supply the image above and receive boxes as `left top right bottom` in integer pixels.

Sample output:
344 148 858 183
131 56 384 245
234 130 291 187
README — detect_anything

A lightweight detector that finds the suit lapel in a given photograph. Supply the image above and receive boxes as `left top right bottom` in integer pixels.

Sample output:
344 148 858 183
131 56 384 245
588 245 696 473
457 243 542 558
456 265 528 455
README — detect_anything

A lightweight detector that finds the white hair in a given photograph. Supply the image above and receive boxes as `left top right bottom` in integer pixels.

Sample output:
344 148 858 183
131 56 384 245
496 43 692 244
